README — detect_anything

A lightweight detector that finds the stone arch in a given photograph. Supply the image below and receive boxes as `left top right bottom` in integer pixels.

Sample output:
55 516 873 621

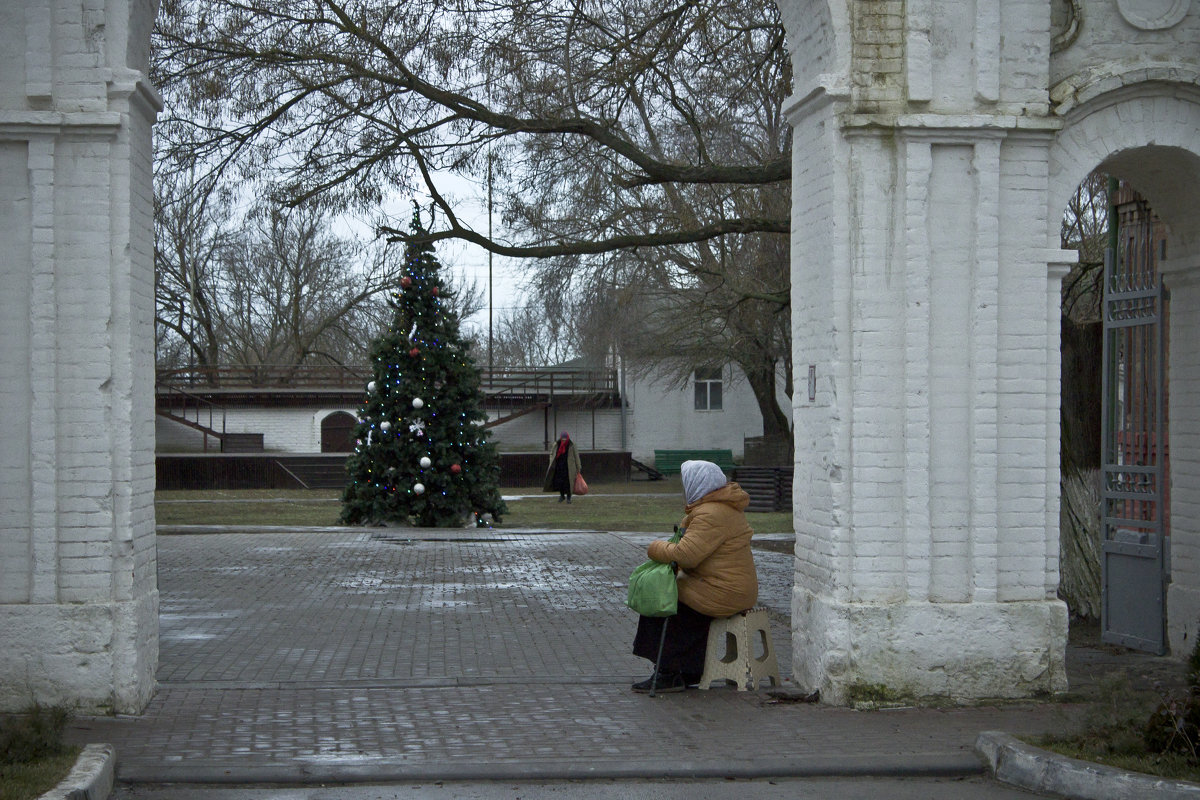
775 0 850 95
1048 79 1200 654
1048 81 1200 249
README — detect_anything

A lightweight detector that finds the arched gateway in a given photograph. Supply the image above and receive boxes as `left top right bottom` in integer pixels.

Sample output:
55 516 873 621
1 1 1198 711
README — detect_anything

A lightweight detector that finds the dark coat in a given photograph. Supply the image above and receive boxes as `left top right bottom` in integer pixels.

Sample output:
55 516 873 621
542 439 581 492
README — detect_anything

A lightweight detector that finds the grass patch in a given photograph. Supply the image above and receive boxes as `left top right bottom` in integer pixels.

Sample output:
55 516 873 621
154 479 795 534
845 682 913 708
0 747 81 800
156 490 342 527
1029 672 1200 783
0 704 79 800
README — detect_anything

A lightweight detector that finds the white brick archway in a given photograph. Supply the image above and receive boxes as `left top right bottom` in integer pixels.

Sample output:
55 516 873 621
3 0 1199 711
1047 83 1200 655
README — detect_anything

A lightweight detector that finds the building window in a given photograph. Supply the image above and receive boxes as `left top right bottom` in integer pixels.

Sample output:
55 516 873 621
694 367 723 411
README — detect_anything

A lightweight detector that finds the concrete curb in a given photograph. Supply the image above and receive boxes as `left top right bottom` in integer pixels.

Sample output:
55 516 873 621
39 743 115 800
976 731 1200 799
117 753 985 785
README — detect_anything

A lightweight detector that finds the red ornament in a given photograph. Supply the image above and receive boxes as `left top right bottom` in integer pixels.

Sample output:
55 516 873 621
450 463 462 475
408 347 420 358
401 276 412 289
431 286 439 296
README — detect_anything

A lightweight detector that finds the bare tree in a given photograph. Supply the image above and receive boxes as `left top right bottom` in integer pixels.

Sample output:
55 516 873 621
154 187 442 372
154 169 232 372
153 0 792 429
1058 170 1109 620
152 0 790 258
489 304 580 368
1061 170 1109 322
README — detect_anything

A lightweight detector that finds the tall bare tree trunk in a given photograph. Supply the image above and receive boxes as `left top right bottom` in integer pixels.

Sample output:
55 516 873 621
1059 319 1103 619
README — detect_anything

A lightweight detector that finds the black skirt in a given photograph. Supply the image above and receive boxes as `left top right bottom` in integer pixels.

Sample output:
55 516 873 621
552 453 571 493
632 601 713 682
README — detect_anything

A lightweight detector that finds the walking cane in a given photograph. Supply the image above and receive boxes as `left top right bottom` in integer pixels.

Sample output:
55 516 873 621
649 560 678 698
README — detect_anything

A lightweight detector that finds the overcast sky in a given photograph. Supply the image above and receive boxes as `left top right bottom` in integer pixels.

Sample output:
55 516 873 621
343 169 532 341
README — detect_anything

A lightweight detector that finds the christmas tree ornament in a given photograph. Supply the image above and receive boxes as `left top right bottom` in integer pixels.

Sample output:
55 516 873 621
409 347 420 358
401 276 412 288
412 398 424 409
419 456 432 468
380 421 391 432
408 420 426 436
451 464 462 475
431 286 439 296
414 483 426 495
367 381 377 393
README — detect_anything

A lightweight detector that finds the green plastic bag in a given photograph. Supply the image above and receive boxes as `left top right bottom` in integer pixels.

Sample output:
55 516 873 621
625 527 684 617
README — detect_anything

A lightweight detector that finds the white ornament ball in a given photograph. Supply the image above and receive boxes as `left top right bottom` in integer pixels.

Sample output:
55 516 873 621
367 381 377 393
413 483 426 495
412 397 425 409
380 421 392 432
419 456 432 468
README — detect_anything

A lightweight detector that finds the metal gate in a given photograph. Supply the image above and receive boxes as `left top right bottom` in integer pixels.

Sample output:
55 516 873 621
1101 198 1168 653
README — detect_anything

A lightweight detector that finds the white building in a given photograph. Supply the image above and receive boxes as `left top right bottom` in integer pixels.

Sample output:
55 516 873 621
155 361 788 468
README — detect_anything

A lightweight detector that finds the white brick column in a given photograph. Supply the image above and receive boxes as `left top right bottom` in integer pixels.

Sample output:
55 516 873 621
779 0 1072 703
787 116 1071 703
0 0 160 714
1162 251 1200 653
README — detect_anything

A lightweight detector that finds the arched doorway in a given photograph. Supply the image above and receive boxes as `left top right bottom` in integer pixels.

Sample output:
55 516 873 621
320 411 357 453
1049 89 1200 656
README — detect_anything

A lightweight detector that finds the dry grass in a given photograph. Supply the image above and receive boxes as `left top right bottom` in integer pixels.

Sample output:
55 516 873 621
1029 671 1200 783
155 478 795 534
0 748 80 800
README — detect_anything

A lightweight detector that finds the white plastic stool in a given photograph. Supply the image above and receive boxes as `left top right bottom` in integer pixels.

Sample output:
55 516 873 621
697 606 781 691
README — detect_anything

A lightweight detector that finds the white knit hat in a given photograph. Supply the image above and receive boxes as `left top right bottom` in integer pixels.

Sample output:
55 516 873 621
681 460 728 505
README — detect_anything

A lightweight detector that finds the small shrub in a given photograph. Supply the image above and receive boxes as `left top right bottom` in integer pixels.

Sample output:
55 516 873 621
0 704 70 765
1143 630 1200 762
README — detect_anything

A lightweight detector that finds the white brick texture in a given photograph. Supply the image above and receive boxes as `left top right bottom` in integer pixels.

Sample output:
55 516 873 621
0 0 160 714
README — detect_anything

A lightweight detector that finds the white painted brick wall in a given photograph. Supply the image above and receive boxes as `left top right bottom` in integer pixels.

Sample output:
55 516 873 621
1165 263 1200 653
0 0 159 714
0 141 32 605
1052 0 1200 95
782 1 1073 702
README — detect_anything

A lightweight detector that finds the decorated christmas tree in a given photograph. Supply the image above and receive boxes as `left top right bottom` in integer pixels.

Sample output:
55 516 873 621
341 207 507 527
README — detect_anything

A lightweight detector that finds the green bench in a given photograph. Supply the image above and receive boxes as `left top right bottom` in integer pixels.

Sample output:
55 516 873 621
653 449 737 475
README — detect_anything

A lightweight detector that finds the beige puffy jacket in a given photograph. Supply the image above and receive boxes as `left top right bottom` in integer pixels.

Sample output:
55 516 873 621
646 483 758 617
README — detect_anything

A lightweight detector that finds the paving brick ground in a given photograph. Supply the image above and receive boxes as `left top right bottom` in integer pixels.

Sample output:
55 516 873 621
65 526 1177 784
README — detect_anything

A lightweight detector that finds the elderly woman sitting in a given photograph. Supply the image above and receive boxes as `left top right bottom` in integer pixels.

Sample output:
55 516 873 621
631 460 758 693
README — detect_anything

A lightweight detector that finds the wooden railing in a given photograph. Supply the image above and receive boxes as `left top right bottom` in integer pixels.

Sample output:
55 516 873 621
156 365 618 401
156 364 366 388
156 383 227 452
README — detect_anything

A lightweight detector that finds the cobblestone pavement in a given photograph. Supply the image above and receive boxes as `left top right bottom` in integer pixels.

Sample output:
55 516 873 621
67 527 1110 783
